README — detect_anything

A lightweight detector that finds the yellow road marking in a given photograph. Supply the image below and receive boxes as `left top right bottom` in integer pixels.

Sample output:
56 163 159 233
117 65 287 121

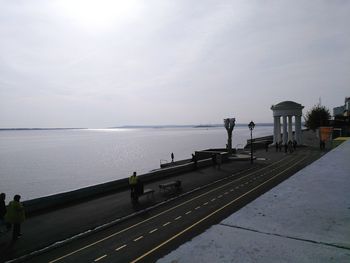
115 245 127 251
94 254 107 262
48 155 294 263
130 156 308 263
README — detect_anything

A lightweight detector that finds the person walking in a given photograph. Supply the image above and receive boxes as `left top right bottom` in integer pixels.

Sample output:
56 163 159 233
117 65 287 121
265 141 269 152
129 172 139 203
5 194 25 240
171 152 174 163
0 193 7 233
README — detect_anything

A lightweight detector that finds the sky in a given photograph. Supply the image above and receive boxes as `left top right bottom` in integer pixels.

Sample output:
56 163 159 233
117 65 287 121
0 0 349 128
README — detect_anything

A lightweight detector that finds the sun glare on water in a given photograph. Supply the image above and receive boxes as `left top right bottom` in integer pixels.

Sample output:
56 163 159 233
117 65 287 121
56 0 141 31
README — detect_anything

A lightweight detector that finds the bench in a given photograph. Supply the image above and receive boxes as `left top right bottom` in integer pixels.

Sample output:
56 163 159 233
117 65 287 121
159 180 182 194
131 183 155 203
139 188 155 200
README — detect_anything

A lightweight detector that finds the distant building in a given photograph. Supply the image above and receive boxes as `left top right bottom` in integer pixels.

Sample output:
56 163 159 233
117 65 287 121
332 97 350 137
333 97 350 117
345 97 350 117
333 106 344 117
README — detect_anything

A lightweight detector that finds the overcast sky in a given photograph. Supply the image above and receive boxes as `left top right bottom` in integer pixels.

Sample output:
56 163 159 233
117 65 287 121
0 0 349 128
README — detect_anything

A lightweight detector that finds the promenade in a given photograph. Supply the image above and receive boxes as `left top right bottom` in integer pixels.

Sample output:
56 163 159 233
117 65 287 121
0 141 329 262
1 149 259 262
158 139 350 263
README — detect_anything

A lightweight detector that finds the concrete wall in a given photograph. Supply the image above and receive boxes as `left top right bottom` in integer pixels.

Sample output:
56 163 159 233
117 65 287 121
195 150 229 162
23 157 217 215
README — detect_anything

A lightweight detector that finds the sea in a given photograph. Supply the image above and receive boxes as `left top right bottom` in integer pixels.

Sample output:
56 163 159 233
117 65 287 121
0 125 273 201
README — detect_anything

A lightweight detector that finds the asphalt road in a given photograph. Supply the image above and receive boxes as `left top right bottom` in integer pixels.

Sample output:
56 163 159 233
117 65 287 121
24 149 321 263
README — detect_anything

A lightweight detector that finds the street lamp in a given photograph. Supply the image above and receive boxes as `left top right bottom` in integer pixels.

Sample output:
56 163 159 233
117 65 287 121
248 121 255 164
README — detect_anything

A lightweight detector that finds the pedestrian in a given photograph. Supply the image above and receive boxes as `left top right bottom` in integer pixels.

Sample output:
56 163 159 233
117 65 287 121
216 154 222 169
129 172 139 203
171 152 174 163
293 139 297 150
275 142 278 152
192 153 198 169
5 194 25 240
265 141 269 152
212 153 217 166
0 193 7 233
288 140 293 153
284 142 288 153
278 141 282 152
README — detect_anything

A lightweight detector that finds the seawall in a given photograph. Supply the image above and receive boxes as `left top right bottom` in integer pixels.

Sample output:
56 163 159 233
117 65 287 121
23 152 229 215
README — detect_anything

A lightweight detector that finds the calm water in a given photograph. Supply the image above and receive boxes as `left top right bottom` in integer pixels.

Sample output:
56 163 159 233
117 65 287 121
0 126 272 200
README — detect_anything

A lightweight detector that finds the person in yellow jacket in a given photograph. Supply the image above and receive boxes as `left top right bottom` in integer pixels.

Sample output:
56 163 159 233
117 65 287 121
5 194 25 240
129 172 139 203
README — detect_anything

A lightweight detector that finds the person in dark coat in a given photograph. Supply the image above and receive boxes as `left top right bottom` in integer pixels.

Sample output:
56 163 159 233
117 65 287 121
265 141 269 152
288 140 293 153
216 154 222 169
192 153 198 169
293 140 297 150
0 193 6 232
212 154 217 166
0 193 6 220
171 152 174 162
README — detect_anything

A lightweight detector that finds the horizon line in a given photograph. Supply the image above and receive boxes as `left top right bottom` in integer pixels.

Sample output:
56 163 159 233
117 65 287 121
0 123 276 130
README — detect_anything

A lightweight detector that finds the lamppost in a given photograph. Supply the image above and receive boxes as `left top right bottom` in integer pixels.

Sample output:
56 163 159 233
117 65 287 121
248 121 255 164
224 118 236 154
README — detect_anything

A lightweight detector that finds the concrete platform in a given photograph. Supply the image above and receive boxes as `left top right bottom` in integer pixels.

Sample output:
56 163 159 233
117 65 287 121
158 140 350 263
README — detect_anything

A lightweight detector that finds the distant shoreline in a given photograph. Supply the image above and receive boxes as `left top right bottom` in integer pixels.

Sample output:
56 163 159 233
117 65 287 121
0 128 87 131
0 123 274 131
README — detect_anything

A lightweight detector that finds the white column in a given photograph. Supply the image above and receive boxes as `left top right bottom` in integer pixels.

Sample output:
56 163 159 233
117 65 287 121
273 116 279 143
288 115 293 142
276 116 281 143
295 115 302 144
273 116 277 144
282 115 287 144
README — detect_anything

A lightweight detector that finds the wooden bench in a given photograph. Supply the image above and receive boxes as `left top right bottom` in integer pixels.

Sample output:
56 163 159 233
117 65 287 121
139 188 155 200
159 180 182 194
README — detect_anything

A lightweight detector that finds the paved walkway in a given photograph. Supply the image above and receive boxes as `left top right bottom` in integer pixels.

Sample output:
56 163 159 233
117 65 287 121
158 140 350 263
0 144 322 263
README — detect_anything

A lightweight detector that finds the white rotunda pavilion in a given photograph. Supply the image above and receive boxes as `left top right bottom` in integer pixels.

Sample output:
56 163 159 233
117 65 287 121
271 101 304 145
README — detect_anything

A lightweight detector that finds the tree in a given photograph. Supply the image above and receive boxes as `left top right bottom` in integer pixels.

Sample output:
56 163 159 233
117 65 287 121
304 104 331 131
